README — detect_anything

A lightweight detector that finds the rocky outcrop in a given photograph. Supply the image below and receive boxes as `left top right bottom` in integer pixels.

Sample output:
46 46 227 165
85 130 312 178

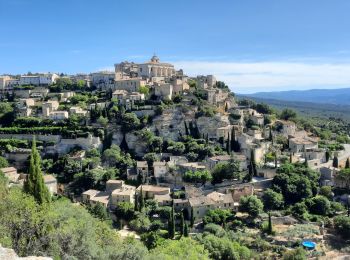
0 245 52 260
197 114 230 139
151 107 195 140
112 130 147 156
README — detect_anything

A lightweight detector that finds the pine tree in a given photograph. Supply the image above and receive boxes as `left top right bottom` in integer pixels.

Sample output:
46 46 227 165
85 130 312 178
333 156 339 168
346 158 350 169
180 211 185 236
184 221 189 237
23 138 50 204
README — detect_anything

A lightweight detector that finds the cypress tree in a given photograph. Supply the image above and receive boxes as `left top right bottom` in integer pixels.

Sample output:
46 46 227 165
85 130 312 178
325 150 330 162
168 200 175 238
289 152 293 164
274 152 278 168
250 149 257 176
346 158 350 169
190 207 194 228
23 138 50 204
184 221 189 237
180 211 185 236
184 121 189 136
226 133 231 154
139 186 144 211
333 156 339 168
269 127 273 141
206 133 209 144
268 211 273 235
134 193 139 211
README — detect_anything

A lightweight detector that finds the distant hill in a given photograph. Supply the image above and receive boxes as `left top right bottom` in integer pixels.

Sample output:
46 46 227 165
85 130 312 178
242 88 350 105
237 95 350 121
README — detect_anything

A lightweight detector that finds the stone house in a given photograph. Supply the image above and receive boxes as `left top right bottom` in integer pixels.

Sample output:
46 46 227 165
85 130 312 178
154 83 173 100
82 189 109 208
49 111 69 120
42 100 59 117
153 161 168 179
43 174 57 194
0 167 19 183
110 184 136 207
69 106 88 116
289 137 318 153
136 185 170 199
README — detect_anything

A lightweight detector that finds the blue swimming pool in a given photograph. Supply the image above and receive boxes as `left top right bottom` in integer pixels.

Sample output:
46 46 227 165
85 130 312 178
302 241 316 250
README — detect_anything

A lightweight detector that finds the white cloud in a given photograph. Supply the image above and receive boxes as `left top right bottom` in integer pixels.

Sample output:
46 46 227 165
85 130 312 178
172 60 350 93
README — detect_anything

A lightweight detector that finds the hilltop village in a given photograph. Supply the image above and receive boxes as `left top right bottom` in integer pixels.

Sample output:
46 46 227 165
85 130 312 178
1 56 350 259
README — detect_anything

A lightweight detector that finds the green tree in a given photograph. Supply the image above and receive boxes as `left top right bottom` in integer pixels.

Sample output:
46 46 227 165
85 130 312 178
148 238 210 259
0 156 9 168
180 211 185 236
203 208 234 225
88 203 110 221
139 85 150 96
115 202 135 221
184 222 189 237
168 201 175 239
262 189 284 211
333 156 339 168
307 195 331 216
334 215 350 239
239 195 263 218
23 138 50 204
283 247 307 260
346 158 350 169
319 186 333 200
279 109 297 121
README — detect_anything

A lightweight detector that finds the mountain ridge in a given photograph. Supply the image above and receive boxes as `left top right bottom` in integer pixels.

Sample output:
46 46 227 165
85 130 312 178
241 87 350 105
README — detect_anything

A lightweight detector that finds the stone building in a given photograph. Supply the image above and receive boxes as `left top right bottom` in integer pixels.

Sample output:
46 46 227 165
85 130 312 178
138 55 176 78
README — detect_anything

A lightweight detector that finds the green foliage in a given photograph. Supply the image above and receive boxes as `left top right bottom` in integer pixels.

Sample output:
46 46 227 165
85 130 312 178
239 195 263 218
262 189 284 211
148 238 210 260
23 139 50 204
115 202 135 221
0 187 147 259
290 202 309 219
334 215 350 239
203 209 234 226
319 186 333 200
129 212 151 233
198 234 251 260
306 195 331 216
183 170 212 184
283 247 307 260
121 112 141 133
139 85 150 95
88 203 110 221
279 109 297 121
272 163 319 204
211 157 241 184
0 156 9 168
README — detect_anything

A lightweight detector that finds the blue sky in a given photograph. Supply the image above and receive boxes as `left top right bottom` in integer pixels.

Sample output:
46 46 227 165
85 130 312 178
1 0 350 93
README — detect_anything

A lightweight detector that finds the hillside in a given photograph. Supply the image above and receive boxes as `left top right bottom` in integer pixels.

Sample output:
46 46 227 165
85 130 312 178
238 95 350 121
242 88 350 105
